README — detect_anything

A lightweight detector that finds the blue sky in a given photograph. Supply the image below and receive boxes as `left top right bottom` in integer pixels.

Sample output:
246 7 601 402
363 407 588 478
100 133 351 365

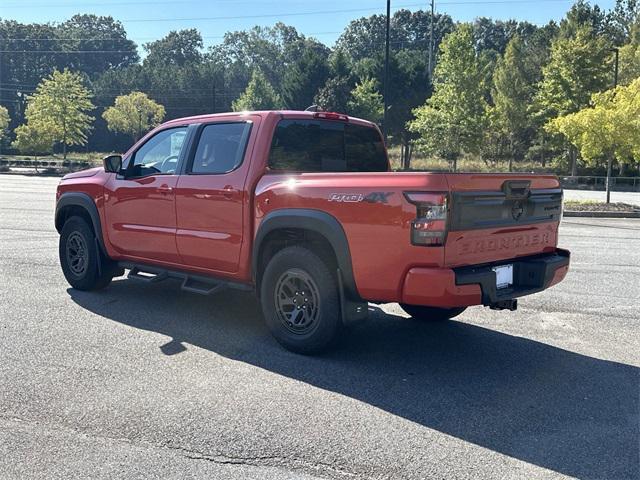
1 0 617 51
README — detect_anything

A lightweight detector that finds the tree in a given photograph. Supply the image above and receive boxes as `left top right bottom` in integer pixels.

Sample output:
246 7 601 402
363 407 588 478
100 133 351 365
607 0 640 44
408 24 487 171
144 29 203 68
347 78 384 123
351 49 430 167
619 40 640 85
559 0 610 39
210 23 306 91
281 41 330 109
547 78 640 201
103 92 165 141
335 9 454 62
58 14 139 74
20 69 94 159
11 124 54 157
490 36 533 170
232 70 283 111
472 18 538 55
534 27 612 174
618 19 640 85
0 106 10 143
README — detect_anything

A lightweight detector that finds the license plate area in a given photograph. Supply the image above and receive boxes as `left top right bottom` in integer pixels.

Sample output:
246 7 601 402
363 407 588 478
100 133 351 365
492 264 513 289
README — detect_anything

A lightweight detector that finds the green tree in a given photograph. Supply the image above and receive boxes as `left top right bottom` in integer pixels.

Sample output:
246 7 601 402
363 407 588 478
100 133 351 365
211 23 306 91
11 124 54 157
351 50 430 168
314 76 353 113
0 106 10 142
335 9 454 63
103 92 165 142
559 0 610 39
490 36 533 170
408 24 487 171
534 27 612 174
144 29 203 68
58 14 139 74
547 78 640 200
20 69 94 159
232 70 283 111
282 41 330 109
618 19 640 85
347 78 384 123
608 0 640 44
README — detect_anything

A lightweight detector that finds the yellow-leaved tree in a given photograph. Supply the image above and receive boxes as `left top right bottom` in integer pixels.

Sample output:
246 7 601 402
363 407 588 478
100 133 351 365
0 106 10 143
547 77 640 202
102 91 165 142
13 69 94 159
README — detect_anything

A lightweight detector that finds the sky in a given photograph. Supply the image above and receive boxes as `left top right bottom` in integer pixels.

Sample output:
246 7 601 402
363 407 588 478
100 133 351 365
1 0 617 52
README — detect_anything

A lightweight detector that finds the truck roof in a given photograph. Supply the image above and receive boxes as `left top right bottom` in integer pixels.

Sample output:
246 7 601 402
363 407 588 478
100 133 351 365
162 110 377 129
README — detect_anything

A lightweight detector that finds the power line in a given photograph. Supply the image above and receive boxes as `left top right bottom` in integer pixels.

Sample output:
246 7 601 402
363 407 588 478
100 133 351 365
114 0 575 22
0 38 431 54
1 31 344 42
0 0 242 7
0 50 138 53
117 3 427 22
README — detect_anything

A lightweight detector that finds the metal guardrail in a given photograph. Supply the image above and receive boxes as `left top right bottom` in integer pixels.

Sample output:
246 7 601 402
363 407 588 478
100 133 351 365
560 176 640 191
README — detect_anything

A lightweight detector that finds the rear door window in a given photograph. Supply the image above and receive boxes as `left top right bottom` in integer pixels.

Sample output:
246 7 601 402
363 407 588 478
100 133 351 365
189 122 252 174
268 120 387 172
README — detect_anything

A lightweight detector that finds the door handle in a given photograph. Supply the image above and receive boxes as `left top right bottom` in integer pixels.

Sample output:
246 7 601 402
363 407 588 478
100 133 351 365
222 187 236 199
158 185 173 194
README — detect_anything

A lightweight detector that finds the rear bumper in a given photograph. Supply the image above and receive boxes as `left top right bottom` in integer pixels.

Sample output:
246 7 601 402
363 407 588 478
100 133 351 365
401 248 570 308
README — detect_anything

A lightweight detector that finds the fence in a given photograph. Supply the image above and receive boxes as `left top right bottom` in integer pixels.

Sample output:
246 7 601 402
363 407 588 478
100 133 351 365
560 176 640 192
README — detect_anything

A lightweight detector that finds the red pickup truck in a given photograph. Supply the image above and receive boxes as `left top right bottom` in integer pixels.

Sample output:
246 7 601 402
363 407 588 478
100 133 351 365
55 110 570 353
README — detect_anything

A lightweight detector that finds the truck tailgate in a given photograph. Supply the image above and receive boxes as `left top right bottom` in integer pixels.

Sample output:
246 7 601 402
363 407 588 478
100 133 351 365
444 174 563 267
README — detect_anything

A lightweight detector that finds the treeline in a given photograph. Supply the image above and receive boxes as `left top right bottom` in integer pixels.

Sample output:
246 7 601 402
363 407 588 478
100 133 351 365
0 0 638 174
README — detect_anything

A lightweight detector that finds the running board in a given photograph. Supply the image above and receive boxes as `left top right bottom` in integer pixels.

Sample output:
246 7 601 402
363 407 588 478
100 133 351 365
120 262 252 296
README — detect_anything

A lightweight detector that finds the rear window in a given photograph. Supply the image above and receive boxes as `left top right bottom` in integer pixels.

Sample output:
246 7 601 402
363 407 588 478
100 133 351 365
268 119 388 172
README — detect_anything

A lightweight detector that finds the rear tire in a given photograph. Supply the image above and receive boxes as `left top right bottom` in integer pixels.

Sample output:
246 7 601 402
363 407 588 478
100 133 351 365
260 246 341 354
400 304 466 321
59 216 113 291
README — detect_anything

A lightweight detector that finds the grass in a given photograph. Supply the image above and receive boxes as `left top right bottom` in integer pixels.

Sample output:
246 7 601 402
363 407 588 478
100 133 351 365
563 200 638 212
0 153 108 166
387 146 559 173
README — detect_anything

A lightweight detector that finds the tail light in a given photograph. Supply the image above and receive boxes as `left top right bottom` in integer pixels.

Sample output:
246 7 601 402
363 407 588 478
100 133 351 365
313 112 349 121
404 192 448 246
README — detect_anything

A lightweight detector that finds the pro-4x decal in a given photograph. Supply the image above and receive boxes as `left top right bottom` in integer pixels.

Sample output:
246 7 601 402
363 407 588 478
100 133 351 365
328 192 394 204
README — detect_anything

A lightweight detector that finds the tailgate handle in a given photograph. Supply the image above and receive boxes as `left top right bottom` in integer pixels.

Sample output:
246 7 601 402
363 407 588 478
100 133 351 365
502 180 531 199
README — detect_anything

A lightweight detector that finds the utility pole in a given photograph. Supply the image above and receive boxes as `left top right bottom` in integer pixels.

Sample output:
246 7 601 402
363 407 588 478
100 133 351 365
606 47 619 204
212 83 216 114
428 0 434 79
383 0 391 141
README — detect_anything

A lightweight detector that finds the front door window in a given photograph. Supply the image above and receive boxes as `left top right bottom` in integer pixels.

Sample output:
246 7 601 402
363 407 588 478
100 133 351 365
128 127 187 177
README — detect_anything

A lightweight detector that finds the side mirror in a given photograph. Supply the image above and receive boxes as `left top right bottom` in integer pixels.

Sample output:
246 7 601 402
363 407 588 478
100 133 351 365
103 154 122 174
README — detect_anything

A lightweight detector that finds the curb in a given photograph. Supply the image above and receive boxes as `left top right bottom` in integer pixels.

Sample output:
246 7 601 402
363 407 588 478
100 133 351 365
563 210 640 218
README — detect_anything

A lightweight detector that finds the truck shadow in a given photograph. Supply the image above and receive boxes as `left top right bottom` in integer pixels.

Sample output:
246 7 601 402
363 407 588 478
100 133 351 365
69 279 639 480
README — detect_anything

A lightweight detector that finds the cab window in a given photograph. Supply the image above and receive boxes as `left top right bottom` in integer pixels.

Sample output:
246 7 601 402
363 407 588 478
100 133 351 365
189 122 251 174
129 127 187 177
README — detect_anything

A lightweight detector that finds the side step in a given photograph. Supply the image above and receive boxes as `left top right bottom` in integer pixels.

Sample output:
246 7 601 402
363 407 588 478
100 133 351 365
121 262 252 296
128 267 168 283
180 277 225 296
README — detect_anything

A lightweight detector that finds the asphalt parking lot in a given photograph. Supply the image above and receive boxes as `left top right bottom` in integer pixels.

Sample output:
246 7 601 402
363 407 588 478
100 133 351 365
1 174 638 479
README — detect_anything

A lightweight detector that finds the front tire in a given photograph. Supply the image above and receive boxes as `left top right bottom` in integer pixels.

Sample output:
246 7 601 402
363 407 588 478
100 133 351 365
59 216 113 291
400 304 466 321
260 246 341 354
